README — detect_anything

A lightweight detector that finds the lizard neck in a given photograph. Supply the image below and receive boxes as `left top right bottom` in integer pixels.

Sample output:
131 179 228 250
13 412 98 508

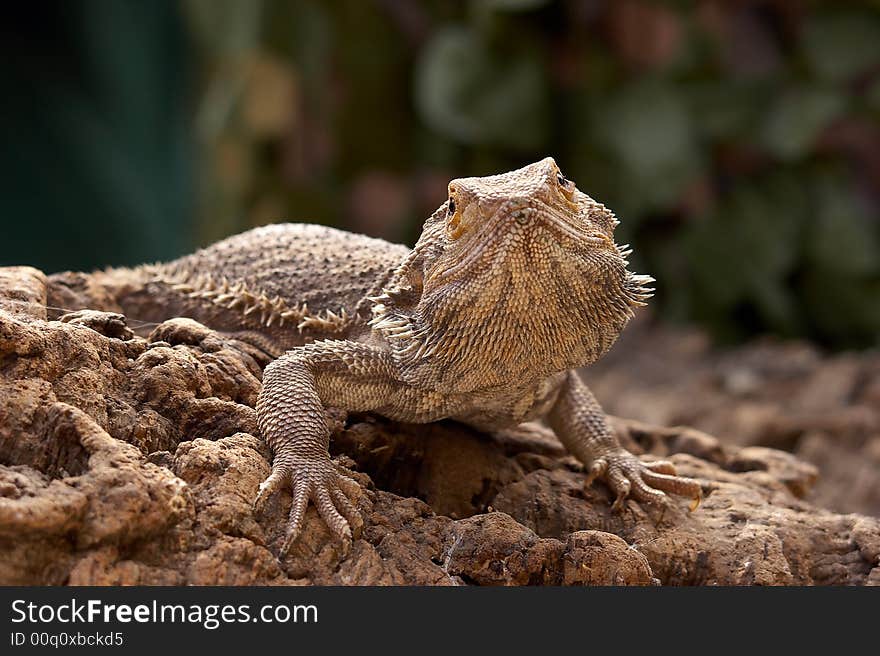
368 205 651 394
371 256 636 394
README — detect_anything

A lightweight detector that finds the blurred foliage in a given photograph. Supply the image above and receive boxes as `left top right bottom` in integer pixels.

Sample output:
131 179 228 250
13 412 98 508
1 1 879 348
187 0 879 348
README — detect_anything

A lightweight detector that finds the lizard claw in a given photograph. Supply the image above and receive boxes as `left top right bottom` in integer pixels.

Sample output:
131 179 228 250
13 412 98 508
587 450 702 513
253 467 289 514
584 458 608 488
255 457 364 558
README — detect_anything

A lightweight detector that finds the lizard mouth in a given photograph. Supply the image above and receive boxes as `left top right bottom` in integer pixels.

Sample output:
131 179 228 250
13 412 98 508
528 197 617 251
424 207 510 292
423 201 622 296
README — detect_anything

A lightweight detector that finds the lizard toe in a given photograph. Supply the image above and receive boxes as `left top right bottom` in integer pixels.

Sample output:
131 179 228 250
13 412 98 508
629 474 669 505
643 459 677 476
331 487 364 539
272 459 363 557
334 470 363 499
254 466 290 513
607 472 631 512
583 458 608 488
590 450 702 513
315 486 353 556
280 481 310 557
641 469 702 511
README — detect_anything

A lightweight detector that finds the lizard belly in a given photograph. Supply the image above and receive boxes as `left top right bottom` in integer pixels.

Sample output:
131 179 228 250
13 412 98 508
373 371 566 430
449 372 566 430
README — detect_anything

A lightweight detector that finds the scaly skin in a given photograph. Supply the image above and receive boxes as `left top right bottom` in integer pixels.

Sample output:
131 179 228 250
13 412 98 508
48 157 702 556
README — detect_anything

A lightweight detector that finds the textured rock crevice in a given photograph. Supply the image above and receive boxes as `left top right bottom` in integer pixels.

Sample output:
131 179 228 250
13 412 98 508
0 266 878 585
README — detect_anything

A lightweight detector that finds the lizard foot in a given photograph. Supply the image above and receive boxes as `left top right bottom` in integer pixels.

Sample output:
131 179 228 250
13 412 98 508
254 456 364 557
584 450 702 513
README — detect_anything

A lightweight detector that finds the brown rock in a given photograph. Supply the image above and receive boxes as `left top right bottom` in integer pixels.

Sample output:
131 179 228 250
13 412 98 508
0 266 878 586
590 316 880 517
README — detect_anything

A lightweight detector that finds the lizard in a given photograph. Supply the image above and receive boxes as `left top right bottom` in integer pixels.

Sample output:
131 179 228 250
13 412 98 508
47 157 702 556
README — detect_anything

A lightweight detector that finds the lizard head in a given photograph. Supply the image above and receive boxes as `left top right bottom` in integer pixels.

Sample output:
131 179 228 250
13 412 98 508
426 156 628 290
371 157 653 388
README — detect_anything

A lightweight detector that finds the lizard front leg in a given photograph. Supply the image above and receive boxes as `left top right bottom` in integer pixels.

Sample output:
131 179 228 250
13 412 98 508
254 340 398 556
546 370 702 512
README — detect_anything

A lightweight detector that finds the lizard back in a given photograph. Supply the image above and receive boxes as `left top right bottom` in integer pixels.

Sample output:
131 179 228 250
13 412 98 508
49 223 410 353
165 223 408 318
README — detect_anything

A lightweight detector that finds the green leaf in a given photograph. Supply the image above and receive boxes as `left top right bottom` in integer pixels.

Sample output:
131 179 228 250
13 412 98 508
803 11 880 82
806 175 880 277
761 85 844 160
683 174 805 331
414 27 548 150
183 0 263 55
800 270 880 346
684 80 766 140
590 79 702 210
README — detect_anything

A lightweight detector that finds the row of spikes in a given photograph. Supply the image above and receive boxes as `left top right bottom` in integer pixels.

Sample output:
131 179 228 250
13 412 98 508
149 267 350 333
615 242 655 308
366 290 421 338
367 290 437 361
624 272 655 308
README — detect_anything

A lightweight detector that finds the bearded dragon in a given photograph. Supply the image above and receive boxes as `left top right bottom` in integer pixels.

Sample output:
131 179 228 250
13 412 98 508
47 157 701 555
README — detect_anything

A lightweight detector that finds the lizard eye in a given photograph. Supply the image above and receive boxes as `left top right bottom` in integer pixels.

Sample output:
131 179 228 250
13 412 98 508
446 196 465 239
556 172 570 187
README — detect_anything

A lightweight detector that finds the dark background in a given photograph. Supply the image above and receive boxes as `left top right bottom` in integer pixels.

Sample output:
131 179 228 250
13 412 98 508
1 0 878 348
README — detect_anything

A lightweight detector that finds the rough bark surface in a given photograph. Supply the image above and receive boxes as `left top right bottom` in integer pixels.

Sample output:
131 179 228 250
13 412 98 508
1 267 877 586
